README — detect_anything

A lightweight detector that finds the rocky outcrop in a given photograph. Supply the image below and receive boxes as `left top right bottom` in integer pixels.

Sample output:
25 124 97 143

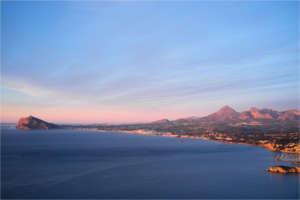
16 116 60 130
260 142 300 154
267 166 300 174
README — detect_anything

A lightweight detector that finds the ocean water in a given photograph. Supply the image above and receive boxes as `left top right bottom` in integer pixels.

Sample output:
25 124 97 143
1 129 299 199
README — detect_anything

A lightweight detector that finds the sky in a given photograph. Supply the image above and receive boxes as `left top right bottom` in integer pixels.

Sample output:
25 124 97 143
1 1 299 123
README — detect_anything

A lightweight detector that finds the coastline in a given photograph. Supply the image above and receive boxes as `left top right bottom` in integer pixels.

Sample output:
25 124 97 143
80 128 300 155
97 129 300 170
131 130 298 153
11 126 300 173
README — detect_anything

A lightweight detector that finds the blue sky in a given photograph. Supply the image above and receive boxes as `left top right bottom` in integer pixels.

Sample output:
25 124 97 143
1 1 299 123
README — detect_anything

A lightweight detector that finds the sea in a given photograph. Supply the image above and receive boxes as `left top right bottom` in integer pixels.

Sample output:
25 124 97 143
1 128 299 199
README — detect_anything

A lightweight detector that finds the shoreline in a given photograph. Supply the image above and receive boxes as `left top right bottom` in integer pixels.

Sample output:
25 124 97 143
71 128 300 155
8 126 300 173
98 129 300 168
13 125 300 156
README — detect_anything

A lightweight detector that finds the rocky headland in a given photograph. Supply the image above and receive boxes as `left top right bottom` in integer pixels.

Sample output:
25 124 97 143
16 116 60 130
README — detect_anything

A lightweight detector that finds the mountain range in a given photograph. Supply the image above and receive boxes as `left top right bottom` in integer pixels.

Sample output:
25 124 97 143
148 106 300 134
16 106 300 132
169 105 300 123
15 106 300 153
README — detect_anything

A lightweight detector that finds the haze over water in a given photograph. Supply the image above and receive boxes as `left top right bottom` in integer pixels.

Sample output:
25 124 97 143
1 129 298 199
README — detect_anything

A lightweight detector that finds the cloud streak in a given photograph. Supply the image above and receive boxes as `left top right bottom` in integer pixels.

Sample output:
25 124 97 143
1 1 299 123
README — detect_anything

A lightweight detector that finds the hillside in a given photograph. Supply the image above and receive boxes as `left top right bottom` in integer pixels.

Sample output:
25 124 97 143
16 116 60 130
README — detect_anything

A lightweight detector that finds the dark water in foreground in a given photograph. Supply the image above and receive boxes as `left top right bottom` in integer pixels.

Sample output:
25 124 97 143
1 129 299 199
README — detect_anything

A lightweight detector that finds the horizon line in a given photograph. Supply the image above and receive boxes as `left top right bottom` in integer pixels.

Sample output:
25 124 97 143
2 105 299 125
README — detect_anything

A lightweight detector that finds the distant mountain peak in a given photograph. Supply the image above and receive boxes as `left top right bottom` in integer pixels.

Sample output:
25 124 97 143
205 105 239 121
217 105 237 114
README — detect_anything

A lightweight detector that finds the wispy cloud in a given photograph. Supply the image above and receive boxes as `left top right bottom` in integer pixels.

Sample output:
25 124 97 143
1 1 298 122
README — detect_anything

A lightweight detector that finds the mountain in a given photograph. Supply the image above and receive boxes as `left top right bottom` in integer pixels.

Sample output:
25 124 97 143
278 110 300 121
172 106 300 123
239 108 300 121
16 116 60 130
240 107 278 120
204 105 239 121
131 106 299 135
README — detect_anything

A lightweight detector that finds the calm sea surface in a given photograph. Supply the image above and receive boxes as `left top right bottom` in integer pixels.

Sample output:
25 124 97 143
1 128 299 199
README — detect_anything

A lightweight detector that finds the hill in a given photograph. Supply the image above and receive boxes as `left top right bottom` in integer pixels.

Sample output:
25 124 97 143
16 116 60 130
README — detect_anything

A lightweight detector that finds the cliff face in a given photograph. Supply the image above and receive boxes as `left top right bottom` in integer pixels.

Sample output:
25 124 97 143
16 116 60 130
